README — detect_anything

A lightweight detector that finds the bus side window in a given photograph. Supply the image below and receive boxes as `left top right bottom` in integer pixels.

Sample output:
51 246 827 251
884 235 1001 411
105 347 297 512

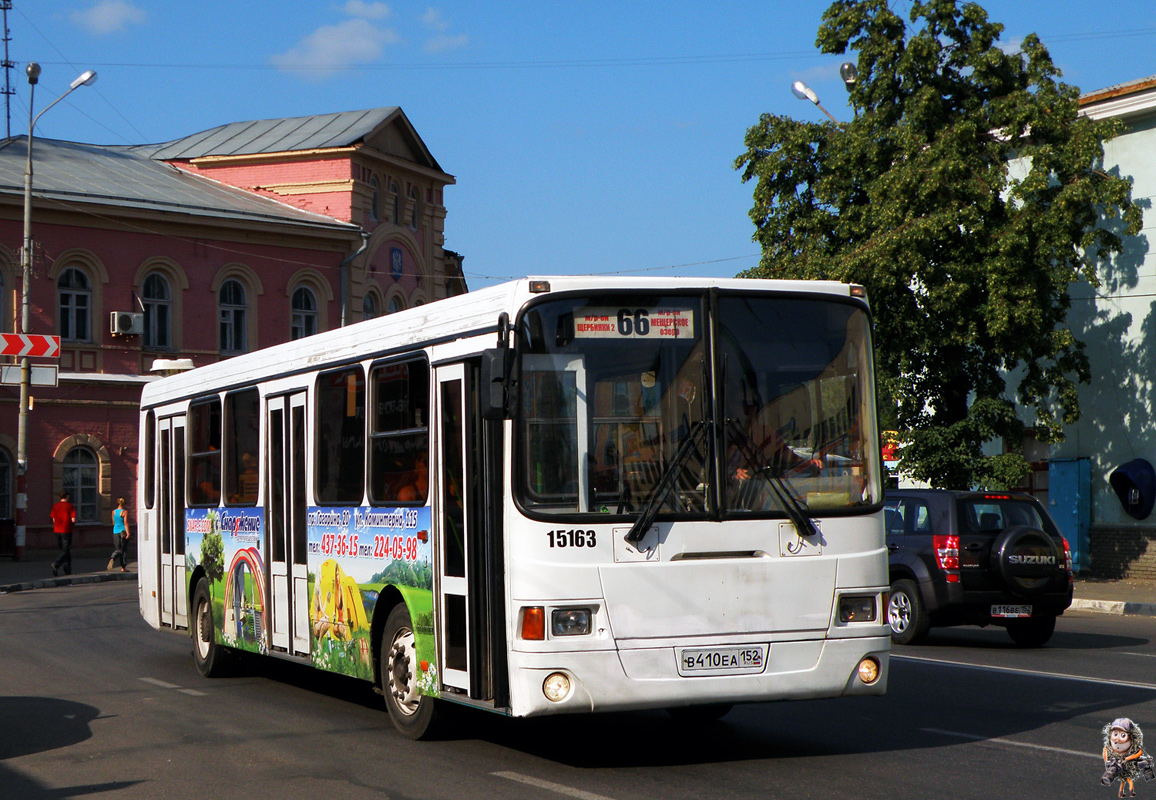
225 388 260 505
369 357 429 505
316 366 366 504
188 398 222 506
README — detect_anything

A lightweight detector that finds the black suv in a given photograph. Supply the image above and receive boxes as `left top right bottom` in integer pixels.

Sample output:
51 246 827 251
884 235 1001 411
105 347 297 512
885 489 1074 647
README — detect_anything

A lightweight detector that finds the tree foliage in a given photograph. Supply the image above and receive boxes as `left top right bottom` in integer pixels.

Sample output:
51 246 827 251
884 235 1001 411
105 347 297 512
736 0 1142 489
200 516 224 594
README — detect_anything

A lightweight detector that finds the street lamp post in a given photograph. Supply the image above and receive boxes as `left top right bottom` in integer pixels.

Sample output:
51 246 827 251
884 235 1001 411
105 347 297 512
791 80 839 124
14 62 96 560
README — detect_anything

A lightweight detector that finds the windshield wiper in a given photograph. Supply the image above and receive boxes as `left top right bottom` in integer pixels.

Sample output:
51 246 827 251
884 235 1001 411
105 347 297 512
726 419 819 539
624 420 709 545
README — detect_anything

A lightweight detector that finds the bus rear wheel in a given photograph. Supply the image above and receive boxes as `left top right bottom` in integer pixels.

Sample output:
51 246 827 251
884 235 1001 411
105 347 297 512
192 578 231 677
382 602 440 739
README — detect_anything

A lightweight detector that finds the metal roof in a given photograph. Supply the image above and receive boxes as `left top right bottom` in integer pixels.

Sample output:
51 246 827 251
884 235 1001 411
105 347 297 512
0 136 360 234
136 108 404 160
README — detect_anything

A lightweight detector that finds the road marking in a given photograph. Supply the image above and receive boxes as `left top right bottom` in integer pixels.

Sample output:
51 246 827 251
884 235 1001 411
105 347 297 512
1119 651 1156 659
921 728 1099 760
492 771 622 800
140 677 205 696
892 653 1156 691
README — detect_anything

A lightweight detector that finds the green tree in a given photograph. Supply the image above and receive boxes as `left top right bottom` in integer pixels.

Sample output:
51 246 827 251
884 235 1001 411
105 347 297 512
736 0 1142 489
200 512 224 596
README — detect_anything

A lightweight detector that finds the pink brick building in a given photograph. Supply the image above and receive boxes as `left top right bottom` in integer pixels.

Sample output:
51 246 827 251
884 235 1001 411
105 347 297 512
0 108 464 552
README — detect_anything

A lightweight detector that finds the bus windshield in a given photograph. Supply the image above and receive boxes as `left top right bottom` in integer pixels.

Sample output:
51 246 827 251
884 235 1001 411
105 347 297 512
514 291 880 519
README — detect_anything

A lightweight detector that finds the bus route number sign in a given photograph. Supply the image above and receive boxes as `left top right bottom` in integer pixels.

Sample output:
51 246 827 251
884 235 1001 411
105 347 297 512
677 644 768 677
575 308 694 340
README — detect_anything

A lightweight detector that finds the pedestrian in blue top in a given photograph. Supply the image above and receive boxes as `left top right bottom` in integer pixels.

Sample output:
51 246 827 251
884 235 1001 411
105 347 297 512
107 497 130 572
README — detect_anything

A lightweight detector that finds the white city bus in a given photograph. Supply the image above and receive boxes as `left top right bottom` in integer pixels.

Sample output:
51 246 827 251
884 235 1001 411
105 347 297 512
137 276 889 738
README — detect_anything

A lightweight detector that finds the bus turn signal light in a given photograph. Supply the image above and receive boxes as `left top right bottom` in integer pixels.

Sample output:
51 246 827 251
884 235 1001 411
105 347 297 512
521 607 545 640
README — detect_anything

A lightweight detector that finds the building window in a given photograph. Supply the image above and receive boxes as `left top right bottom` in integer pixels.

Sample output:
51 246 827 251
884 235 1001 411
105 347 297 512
0 271 7 334
219 279 247 354
58 267 92 342
408 186 419 229
62 447 99 522
363 292 379 321
390 181 400 224
388 295 404 315
369 176 380 221
291 286 318 340
142 272 172 349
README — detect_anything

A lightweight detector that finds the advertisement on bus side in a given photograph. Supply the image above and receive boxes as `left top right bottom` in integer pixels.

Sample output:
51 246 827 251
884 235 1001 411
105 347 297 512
305 506 434 691
185 507 268 656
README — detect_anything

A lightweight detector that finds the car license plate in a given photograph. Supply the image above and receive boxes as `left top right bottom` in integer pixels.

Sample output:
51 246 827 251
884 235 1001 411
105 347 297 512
677 645 768 676
991 604 1032 618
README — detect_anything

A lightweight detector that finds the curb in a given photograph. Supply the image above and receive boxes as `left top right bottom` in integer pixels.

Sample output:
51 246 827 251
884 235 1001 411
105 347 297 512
0 570 137 595
1070 598 1156 617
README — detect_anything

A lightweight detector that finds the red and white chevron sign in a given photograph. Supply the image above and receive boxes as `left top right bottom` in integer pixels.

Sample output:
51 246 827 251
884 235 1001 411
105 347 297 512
0 333 61 358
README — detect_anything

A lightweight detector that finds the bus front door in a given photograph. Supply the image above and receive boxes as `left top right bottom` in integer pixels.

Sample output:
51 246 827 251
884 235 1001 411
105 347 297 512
434 362 504 704
157 415 188 630
266 393 310 656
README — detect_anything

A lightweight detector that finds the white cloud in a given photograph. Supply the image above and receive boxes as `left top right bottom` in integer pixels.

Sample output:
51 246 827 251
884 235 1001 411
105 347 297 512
70 0 146 35
272 18 399 78
424 33 469 53
343 1 392 20
422 7 450 31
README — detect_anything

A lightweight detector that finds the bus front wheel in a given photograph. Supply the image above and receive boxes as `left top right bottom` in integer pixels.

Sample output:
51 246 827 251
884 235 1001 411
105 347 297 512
382 602 440 739
192 578 231 677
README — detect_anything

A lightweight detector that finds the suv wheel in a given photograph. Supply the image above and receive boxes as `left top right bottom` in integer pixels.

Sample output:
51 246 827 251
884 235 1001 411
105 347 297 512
888 579 931 645
1005 615 1056 648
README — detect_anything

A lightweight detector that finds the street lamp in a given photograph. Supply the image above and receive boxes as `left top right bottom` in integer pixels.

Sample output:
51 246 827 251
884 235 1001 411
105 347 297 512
15 62 97 560
791 80 839 124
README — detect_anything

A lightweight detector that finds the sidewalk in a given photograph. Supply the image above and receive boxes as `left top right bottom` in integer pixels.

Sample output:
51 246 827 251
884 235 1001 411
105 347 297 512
0 546 137 594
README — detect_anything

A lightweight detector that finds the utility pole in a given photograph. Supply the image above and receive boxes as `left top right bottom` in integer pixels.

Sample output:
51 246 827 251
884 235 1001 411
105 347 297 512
1 2 13 139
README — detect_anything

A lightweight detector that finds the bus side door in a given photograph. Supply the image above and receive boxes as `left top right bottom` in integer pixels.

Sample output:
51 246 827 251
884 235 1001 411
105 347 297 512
266 392 310 656
157 415 188 630
434 361 506 705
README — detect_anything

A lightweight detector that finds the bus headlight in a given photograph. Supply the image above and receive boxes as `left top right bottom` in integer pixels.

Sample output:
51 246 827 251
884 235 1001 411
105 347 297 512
838 595 877 623
543 672 572 702
551 608 592 636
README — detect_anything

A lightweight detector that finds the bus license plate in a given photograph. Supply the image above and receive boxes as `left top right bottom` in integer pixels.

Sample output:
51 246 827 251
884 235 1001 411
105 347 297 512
991 604 1032 618
677 645 768 676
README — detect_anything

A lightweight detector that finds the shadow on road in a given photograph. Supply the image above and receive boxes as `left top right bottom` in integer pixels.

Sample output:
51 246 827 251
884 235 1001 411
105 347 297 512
0 696 145 799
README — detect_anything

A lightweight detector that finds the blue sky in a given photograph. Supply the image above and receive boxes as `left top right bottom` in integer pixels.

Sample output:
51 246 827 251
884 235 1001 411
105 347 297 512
8 1 1156 289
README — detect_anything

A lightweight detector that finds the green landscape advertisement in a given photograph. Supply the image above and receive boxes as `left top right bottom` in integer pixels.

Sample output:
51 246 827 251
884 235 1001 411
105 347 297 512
306 506 434 689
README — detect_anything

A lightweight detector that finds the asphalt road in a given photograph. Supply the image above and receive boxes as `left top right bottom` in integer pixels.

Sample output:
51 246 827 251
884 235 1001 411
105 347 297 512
3 583 1154 799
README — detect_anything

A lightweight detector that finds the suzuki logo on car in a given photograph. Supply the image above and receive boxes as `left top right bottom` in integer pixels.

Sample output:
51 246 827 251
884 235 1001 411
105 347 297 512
1008 553 1056 565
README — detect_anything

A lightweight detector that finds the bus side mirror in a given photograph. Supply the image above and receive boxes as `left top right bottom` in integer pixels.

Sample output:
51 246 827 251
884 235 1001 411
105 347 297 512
480 348 508 420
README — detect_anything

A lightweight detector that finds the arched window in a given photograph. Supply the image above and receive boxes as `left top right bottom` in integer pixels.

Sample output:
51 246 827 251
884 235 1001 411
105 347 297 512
219 279 247 354
363 292 379 321
58 267 92 341
390 181 400 224
387 295 404 315
408 186 420 229
369 176 380 221
63 447 99 522
291 287 318 339
142 272 172 349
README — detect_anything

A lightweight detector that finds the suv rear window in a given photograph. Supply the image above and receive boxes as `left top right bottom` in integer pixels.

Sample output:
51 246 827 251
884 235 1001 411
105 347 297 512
958 498 1045 533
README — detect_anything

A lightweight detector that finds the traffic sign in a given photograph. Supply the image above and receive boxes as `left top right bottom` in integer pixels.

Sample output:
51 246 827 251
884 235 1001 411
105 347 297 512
0 365 58 387
0 333 61 358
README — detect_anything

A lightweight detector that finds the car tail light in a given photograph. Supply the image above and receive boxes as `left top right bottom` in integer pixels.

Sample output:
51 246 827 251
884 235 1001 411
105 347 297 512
1062 537 1075 584
934 534 960 582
